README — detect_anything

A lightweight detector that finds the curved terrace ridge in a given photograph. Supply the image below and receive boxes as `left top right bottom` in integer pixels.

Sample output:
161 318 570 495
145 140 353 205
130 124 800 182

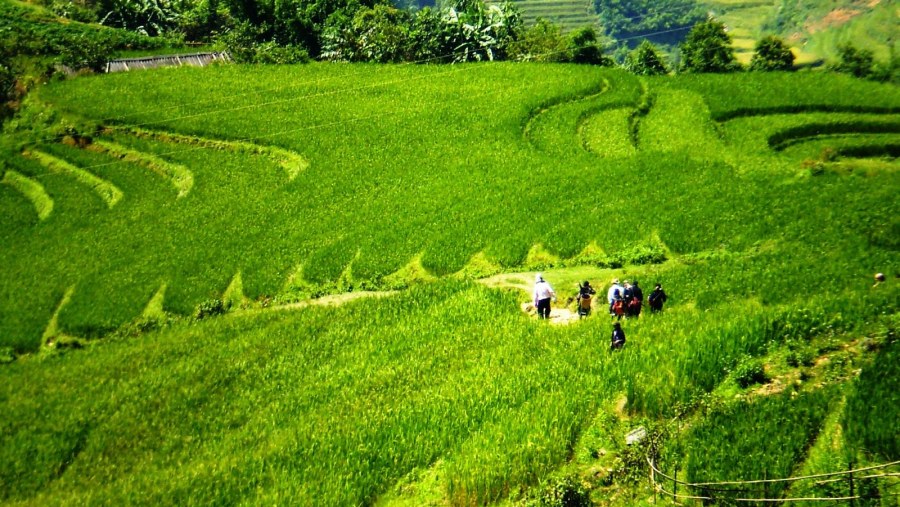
87 139 194 198
715 105 900 122
23 150 123 208
522 77 611 149
116 127 309 181
2 169 54 221
768 120 900 151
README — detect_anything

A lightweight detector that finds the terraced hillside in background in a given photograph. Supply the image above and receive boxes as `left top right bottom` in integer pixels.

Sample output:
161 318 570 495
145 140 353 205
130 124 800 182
703 0 773 65
702 0 897 66
508 0 601 33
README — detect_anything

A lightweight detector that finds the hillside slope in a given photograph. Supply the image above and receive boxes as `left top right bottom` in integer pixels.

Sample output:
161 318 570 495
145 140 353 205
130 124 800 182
0 63 898 505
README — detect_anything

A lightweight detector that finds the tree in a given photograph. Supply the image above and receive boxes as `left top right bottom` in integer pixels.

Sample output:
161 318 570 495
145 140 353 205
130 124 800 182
406 7 451 61
507 18 568 62
569 26 610 65
679 20 739 73
749 35 794 71
830 43 875 79
595 0 705 46
624 40 668 75
443 0 522 62
321 4 412 62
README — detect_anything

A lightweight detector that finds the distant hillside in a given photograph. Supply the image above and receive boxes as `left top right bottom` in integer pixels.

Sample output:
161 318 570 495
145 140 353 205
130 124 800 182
702 0 896 66
507 0 601 33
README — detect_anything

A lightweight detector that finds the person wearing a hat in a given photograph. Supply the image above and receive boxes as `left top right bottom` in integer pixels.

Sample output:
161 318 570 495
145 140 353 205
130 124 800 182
533 273 556 320
607 278 623 316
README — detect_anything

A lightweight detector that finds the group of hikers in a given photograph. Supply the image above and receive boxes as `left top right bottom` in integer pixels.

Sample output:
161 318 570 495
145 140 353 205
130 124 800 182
533 273 669 350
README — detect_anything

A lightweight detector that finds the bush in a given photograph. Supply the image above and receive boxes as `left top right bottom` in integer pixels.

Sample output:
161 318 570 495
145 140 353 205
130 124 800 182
251 42 310 64
830 43 875 79
785 346 815 367
195 298 227 319
531 474 590 507
749 35 795 72
0 346 15 364
624 40 669 76
733 355 768 388
58 36 113 72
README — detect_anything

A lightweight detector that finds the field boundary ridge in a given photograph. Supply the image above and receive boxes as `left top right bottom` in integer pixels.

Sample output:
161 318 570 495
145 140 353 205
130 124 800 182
1 169 54 220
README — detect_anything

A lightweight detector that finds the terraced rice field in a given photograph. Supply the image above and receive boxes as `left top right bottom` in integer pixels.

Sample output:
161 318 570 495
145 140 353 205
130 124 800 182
508 0 601 33
1 62 898 505
703 0 774 65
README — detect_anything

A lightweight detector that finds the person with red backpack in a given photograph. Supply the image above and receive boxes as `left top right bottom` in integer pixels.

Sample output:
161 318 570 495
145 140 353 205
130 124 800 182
628 280 644 317
607 278 623 317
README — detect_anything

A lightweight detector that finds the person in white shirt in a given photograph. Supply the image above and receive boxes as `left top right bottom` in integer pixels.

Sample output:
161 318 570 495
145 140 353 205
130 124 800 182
533 273 556 320
607 278 623 315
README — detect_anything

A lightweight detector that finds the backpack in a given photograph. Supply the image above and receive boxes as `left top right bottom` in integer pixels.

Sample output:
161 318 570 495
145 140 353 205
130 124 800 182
579 295 592 310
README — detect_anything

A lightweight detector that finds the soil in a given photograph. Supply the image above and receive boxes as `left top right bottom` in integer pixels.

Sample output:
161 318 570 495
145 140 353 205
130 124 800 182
520 302 584 325
805 8 863 34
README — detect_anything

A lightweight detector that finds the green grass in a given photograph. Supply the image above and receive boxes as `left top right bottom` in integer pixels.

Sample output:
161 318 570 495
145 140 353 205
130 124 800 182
844 321 900 461
678 388 836 497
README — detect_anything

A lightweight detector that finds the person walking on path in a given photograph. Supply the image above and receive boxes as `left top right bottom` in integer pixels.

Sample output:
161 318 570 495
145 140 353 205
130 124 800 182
648 283 667 313
533 273 556 320
611 322 626 350
623 281 634 310
576 281 596 318
629 280 644 317
607 278 623 316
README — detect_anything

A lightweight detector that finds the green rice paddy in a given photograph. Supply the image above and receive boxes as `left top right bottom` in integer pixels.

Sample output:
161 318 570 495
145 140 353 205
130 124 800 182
1 62 898 505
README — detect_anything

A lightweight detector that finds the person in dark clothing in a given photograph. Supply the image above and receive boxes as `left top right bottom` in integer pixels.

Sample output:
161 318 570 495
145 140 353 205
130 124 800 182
628 280 644 317
648 283 667 313
576 281 596 318
622 281 634 308
611 322 626 350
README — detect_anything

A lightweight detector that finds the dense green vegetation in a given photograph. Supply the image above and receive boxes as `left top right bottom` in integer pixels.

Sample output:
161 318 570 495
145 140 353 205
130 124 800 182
1 60 898 505
594 0 703 45
0 0 166 70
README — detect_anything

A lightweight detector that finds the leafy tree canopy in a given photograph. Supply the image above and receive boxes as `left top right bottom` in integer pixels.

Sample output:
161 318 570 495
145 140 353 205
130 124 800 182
595 0 705 45
679 20 740 73
569 26 612 66
829 43 876 79
749 35 795 72
508 18 569 63
624 39 668 75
